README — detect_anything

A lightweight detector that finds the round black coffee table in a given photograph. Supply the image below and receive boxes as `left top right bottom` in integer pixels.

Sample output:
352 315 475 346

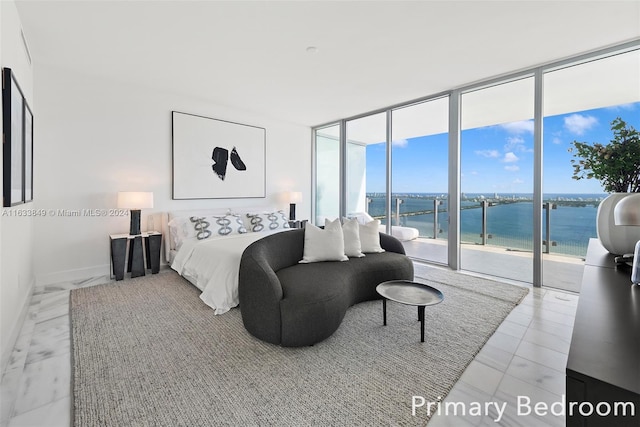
376 280 444 342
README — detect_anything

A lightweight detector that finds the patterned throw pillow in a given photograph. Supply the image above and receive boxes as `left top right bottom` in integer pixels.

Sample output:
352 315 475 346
211 214 247 236
246 210 290 232
189 216 213 240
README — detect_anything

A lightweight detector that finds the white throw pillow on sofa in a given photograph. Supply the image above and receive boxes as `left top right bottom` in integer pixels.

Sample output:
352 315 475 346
347 211 375 225
359 220 385 253
342 218 365 258
300 218 349 263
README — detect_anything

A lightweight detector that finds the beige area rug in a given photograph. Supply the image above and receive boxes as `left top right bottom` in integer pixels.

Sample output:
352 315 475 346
70 267 528 426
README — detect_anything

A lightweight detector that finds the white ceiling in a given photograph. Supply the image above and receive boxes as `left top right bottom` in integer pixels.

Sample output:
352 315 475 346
14 0 640 127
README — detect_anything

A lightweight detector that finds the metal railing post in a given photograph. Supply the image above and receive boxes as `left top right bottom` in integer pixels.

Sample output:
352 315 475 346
543 202 556 254
480 200 493 245
433 199 442 239
481 200 488 245
366 197 372 214
395 198 403 225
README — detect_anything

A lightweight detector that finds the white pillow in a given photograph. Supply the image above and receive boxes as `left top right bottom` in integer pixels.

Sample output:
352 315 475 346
299 218 348 263
211 214 248 236
246 210 290 232
359 220 385 253
347 211 375 225
341 218 365 258
167 217 190 250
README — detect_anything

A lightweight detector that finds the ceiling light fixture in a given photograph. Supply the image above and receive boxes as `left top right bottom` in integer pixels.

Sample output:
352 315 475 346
305 46 318 54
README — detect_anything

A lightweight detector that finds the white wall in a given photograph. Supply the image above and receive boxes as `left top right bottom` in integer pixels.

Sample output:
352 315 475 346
1 0 35 373
32 64 311 285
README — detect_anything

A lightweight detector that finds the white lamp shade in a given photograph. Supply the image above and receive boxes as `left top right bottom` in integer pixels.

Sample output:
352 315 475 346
614 194 640 226
117 192 154 209
288 191 303 204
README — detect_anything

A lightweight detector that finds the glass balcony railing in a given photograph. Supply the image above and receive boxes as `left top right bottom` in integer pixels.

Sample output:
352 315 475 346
366 193 603 258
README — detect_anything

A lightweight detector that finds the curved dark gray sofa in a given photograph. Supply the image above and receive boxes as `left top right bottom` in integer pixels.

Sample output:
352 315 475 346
238 229 414 347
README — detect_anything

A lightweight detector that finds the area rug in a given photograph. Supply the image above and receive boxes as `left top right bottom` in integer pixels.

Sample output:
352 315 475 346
70 267 528 426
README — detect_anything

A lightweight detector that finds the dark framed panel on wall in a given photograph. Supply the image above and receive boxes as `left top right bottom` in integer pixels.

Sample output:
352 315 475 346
171 111 266 200
2 68 33 207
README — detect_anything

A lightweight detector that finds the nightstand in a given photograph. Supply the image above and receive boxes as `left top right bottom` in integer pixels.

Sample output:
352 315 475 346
110 231 162 281
288 220 308 229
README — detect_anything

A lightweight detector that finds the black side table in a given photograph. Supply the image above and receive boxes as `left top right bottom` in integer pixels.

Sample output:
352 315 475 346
110 231 162 281
288 220 308 229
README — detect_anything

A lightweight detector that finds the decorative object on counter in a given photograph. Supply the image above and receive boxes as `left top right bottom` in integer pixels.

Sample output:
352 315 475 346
613 192 640 281
631 241 640 286
117 191 154 235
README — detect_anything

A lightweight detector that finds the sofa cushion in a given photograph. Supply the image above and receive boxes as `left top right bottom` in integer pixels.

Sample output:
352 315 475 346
346 252 415 303
359 220 385 253
342 218 365 258
277 261 351 303
300 219 348 263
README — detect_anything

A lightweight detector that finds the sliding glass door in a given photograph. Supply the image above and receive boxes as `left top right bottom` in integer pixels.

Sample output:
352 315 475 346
391 97 449 264
314 124 341 224
460 77 535 283
542 50 640 291
345 113 388 226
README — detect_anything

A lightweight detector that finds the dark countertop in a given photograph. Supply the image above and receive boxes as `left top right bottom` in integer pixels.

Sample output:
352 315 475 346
567 238 640 395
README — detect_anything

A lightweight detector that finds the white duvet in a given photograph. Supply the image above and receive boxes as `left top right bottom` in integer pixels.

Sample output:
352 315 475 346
170 230 284 315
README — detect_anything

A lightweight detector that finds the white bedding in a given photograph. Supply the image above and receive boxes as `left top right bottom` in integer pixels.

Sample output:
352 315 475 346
171 229 285 314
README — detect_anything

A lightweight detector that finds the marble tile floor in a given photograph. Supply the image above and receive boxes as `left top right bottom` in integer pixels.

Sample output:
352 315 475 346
1 264 578 427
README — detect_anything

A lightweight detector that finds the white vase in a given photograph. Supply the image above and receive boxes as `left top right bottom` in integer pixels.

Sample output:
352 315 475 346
597 193 640 255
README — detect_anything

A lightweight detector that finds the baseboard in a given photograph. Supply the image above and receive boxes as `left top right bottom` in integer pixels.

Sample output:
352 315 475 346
35 260 171 287
35 264 111 287
1 278 34 376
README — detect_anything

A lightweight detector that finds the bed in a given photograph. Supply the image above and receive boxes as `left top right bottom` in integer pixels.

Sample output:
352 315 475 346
161 207 291 314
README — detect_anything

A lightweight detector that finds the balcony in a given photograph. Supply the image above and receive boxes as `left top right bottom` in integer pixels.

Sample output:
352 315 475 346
370 194 600 293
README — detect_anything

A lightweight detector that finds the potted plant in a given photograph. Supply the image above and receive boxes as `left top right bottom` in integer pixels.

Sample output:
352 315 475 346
569 117 640 255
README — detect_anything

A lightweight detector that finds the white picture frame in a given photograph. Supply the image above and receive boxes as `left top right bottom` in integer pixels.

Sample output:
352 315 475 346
172 111 266 199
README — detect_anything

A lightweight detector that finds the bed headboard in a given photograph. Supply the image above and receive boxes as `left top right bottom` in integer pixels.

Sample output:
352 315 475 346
161 206 277 263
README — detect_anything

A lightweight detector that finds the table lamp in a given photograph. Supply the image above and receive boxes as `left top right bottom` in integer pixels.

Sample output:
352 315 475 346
613 194 640 284
117 191 154 235
288 191 302 221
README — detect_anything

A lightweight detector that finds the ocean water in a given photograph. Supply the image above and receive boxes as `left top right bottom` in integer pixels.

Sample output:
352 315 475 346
366 193 605 257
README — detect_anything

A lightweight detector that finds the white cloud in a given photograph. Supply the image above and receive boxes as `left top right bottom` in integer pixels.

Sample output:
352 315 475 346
504 136 531 152
471 171 478 175
606 103 637 111
564 114 598 135
552 137 562 145
500 120 534 134
513 178 524 185
504 165 520 172
503 152 519 163
392 139 408 147
475 149 500 158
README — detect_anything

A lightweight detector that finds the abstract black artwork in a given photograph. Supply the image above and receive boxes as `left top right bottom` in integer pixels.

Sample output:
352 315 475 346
211 146 247 181
172 111 265 199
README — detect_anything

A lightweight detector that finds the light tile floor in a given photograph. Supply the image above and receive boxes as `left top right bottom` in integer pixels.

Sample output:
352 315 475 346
0 263 578 427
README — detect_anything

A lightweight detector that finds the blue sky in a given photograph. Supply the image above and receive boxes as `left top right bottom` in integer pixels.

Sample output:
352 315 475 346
366 102 639 194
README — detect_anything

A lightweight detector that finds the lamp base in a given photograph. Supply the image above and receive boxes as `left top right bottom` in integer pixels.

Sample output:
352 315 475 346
289 203 296 221
129 209 141 235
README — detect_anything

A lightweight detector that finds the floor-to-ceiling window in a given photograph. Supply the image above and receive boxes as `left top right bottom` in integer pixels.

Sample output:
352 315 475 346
460 77 535 283
391 97 449 264
313 42 639 289
314 124 341 224
345 112 387 226
542 49 640 291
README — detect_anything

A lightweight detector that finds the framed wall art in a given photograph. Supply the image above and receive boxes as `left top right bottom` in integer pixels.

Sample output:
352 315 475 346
172 111 266 200
2 68 33 207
